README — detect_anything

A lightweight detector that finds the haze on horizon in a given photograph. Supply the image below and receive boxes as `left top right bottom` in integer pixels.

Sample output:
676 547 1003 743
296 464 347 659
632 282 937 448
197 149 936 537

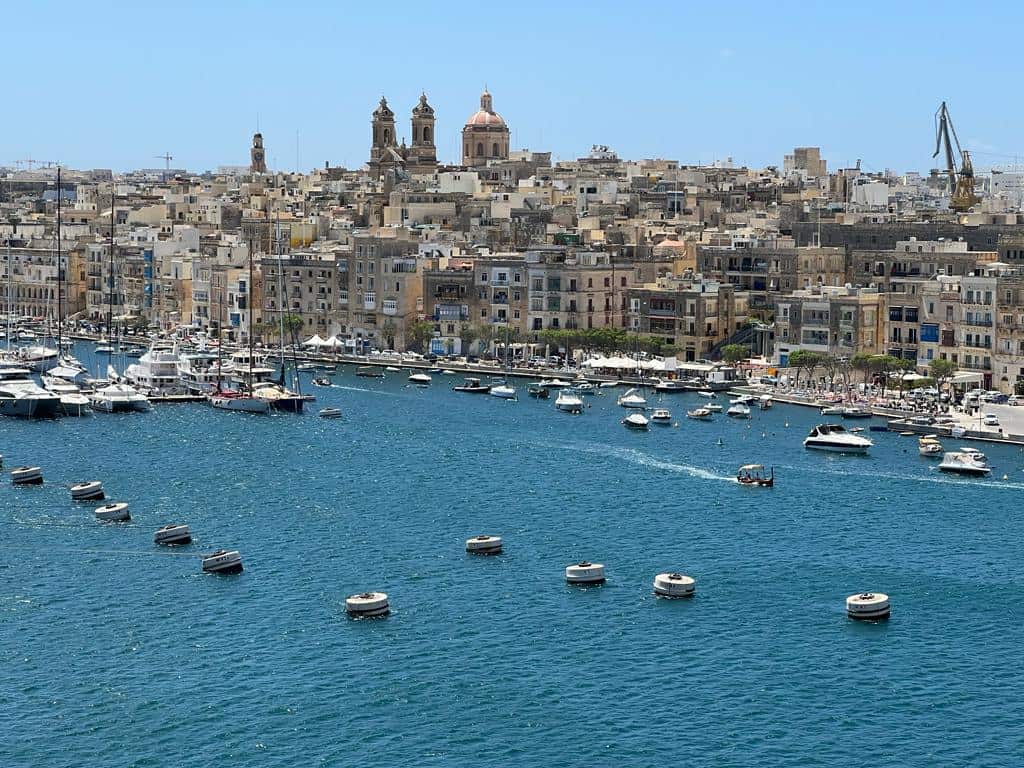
5 0 1022 175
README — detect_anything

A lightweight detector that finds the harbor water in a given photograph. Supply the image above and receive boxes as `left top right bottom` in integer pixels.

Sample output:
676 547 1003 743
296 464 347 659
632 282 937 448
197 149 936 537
3 345 1024 766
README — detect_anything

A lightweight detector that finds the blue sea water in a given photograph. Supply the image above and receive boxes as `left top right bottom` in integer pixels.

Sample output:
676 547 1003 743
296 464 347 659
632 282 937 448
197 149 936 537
3 346 1024 767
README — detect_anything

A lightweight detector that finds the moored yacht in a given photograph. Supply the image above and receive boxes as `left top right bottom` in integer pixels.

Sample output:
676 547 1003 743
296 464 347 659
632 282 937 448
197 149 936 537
617 388 647 409
452 377 490 393
177 350 225 394
918 435 943 457
938 450 991 476
408 372 432 385
726 403 752 418
0 368 62 418
803 423 873 453
125 340 184 395
622 412 650 430
209 389 271 413
687 407 712 420
42 377 91 417
17 345 59 372
89 382 152 413
252 382 305 412
554 388 584 413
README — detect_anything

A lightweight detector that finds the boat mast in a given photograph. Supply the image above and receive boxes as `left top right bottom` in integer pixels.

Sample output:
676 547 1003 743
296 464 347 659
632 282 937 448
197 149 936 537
107 189 114 342
56 166 63 356
247 235 254 393
275 211 285 384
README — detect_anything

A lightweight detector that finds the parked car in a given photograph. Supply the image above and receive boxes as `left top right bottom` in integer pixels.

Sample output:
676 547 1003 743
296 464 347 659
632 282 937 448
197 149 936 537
983 414 1000 426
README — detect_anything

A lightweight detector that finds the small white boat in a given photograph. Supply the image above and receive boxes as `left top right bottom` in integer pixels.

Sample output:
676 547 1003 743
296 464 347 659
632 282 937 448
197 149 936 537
650 408 672 423
730 394 757 406
705 403 723 412
209 392 270 413
202 549 243 574
698 391 716 399
820 405 844 416
938 451 991 476
554 389 584 413
319 407 342 419
622 412 650 430
726 403 752 418
95 502 130 522
759 395 773 410
539 378 572 389
297 363 316 371
385 366 401 372
408 372 432 385
575 382 596 394
95 344 114 355
154 524 192 545
918 435 943 457
490 384 517 399
842 406 872 419
687 407 712 420
442 369 457 375
598 381 618 389
617 388 647 409
803 424 873 454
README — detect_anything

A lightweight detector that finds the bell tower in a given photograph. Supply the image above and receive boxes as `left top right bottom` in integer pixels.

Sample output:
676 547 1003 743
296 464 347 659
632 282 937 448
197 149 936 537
250 132 266 174
409 93 437 171
370 97 396 166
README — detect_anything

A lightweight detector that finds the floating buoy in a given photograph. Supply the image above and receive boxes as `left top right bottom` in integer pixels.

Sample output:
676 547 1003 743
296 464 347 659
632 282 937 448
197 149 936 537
466 534 502 555
11 466 43 485
154 523 192 545
653 572 695 598
346 591 390 618
565 561 605 585
846 592 890 621
95 502 130 522
716 438 724 446
70 480 105 501
1003 474 1009 481
784 422 790 428
0 453 4 468
201 549 243 574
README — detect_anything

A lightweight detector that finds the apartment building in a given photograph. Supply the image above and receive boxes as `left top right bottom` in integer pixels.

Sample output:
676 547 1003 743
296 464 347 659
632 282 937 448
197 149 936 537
774 286 885 366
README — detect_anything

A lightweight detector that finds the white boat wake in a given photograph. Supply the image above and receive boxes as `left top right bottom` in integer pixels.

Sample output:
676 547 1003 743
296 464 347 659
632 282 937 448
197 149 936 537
537 441 734 482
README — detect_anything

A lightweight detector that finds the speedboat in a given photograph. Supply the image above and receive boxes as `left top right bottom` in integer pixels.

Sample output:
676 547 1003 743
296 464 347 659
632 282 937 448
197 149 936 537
453 377 490 394
650 408 672 423
705 403 723 412
490 383 517 399
737 464 774 487
319 407 342 419
820 405 844 416
687 407 712 420
408 372 432 385
698 391 716 399
803 424 873 453
539 378 571 389
938 451 991 476
554 388 584 413
918 435 943 457
622 412 650 430
726 403 751 418
617 388 647 409
89 383 152 413
208 390 270 414
0 368 62 418
842 406 872 419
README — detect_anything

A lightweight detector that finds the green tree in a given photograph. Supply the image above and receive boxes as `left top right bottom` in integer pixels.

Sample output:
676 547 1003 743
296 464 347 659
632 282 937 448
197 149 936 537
786 349 817 388
850 352 875 387
721 343 749 365
929 358 957 393
872 354 900 397
458 323 478 356
407 320 436 353
476 323 496 355
894 357 915 394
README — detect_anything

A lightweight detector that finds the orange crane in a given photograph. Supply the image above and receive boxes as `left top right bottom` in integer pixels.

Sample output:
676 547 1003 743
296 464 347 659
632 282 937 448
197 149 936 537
933 101 980 212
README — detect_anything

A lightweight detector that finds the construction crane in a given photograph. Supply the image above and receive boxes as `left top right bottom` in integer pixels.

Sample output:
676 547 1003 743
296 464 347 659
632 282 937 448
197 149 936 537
154 152 173 181
933 101 980 212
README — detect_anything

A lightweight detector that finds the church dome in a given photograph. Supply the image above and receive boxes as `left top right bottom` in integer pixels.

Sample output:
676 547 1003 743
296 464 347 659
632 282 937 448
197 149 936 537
464 89 507 129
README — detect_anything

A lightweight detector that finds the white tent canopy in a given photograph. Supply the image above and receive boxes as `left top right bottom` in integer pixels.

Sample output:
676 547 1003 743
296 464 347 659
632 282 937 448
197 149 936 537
321 335 343 349
302 334 326 347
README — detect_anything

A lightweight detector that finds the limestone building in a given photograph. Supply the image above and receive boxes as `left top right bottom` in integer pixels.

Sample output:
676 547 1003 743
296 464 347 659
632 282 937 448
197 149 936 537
250 133 266 174
462 90 509 167
368 95 439 178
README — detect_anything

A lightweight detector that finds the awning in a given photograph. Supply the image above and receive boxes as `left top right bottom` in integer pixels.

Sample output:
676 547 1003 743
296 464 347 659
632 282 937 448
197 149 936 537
302 334 326 347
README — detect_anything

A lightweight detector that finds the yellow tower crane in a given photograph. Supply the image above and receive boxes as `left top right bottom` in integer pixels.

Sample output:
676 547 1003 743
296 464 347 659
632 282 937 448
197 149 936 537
933 101 981 212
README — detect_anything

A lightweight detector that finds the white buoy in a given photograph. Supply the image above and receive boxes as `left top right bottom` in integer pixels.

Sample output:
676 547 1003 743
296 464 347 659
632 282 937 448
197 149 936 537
95 502 130 522
11 466 42 485
201 549 243 574
846 592 890 620
70 480 105 501
0 453 4 468
653 572 695 598
346 591 390 618
154 523 192 545
466 534 502 555
565 561 606 585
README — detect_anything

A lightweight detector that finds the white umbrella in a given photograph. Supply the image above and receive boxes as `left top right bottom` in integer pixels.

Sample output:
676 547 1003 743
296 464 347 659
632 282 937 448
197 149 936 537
302 334 326 347
583 356 610 368
322 335 343 349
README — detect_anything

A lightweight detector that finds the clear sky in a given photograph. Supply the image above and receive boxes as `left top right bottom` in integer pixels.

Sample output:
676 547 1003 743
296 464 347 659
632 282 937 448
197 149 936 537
5 0 1021 174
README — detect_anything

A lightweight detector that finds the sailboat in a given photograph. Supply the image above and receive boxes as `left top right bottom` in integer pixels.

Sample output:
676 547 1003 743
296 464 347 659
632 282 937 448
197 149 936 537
490 325 517 399
209 240 269 414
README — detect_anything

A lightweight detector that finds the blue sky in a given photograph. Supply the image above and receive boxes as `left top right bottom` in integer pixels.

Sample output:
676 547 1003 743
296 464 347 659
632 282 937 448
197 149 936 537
5 1 1021 173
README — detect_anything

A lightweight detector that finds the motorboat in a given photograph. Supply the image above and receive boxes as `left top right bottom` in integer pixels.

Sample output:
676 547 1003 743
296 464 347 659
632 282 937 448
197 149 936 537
125 340 184 395
312 377 332 387
453 377 490 394
319 407 342 419
938 451 991 476
201 549 243 574
687 407 713 420
490 383 517 399
820 405 844 416
95 341 114 355
705 403 723 412
89 383 152 413
253 383 305 413
598 381 618 389
652 378 689 393
47 359 88 385
554 388 584 413
759 395 773 410
730 394 757 406
154 524 192 545
803 423 873 453
0 368 62 418
575 382 596 395
726 403 752 419
385 366 401 372
408 372 432 385
43 378 92 417
296 362 316 372
918 435 943 457
617 388 647 409
527 384 549 399
17 345 59 372
441 369 457 375
539 378 572 389
650 408 672 423
737 464 774 487
698 391 716 399
622 412 650 430
208 390 270 414
841 406 872 419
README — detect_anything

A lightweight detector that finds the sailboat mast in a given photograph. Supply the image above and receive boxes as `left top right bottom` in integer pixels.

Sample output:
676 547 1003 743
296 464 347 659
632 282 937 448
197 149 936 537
248 235 254 393
56 166 63 355
107 190 114 340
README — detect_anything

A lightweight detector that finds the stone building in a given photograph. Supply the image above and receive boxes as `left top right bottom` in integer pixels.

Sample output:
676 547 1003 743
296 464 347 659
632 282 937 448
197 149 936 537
774 286 885 366
462 90 510 167
367 95 440 178
250 133 267 174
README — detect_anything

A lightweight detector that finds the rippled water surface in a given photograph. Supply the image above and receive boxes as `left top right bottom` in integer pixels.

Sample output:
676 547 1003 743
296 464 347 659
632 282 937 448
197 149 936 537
3 349 1024 766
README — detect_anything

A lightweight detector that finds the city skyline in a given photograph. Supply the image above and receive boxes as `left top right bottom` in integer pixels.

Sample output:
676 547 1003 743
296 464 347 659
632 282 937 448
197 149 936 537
4 1 1024 174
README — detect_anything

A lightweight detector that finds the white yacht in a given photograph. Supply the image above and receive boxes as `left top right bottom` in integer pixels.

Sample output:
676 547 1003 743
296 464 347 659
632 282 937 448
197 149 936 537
726 403 752 418
539 378 572 389
209 391 271 414
42 377 92 417
408 372 432 385
177 351 225 394
0 368 62 418
652 378 690 393
803 423 873 453
490 383 517 399
938 450 991 476
617 388 647 409
125 341 184 395
554 388 584 413
89 382 152 413
622 412 650 430
252 382 305 413
17 345 59 372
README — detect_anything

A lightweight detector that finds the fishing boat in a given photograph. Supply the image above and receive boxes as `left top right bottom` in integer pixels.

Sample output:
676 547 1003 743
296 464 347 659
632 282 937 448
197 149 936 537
737 464 774 487
622 412 650 430
554 388 584 413
803 424 872 453
687 407 712 420
650 408 672 423
938 450 990 476
453 377 490 394
726 403 752 418
918 435 943 457
319 407 342 419
527 383 549 399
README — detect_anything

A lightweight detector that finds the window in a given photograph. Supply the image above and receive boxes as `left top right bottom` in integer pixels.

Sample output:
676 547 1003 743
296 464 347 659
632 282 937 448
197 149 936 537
492 143 499 156
480 272 487 282
382 299 396 313
620 277 627 287
480 308 487 318
476 142 484 156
